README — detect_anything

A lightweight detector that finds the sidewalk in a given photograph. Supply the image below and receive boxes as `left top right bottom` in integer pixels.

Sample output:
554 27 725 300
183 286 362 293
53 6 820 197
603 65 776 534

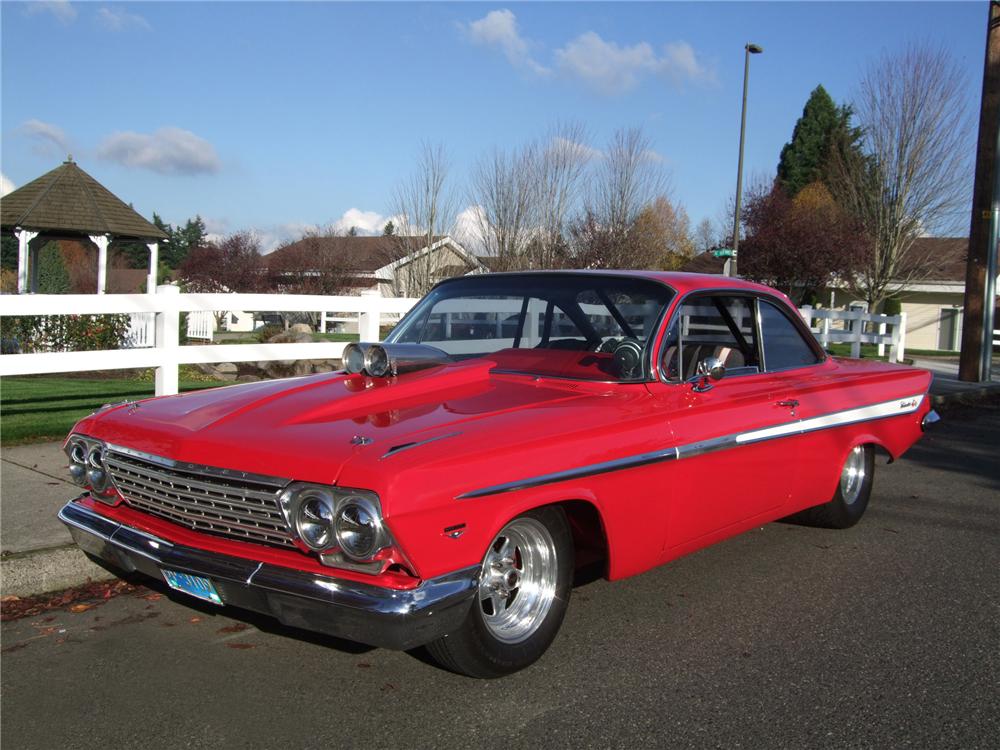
1 442 114 597
2 362 998 598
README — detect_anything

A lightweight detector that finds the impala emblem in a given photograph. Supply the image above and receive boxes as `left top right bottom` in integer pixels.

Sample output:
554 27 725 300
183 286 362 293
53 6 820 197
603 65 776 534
899 399 917 409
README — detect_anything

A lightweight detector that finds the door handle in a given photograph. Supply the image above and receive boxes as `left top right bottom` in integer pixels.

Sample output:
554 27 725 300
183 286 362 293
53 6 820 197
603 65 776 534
776 399 799 408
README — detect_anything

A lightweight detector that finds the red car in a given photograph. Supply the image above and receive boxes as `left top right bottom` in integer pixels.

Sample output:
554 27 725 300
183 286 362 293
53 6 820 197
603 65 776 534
59 271 936 677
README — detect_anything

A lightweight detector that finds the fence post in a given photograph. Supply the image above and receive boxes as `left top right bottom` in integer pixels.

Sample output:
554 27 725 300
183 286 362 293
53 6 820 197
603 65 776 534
877 320 887 358
358 291 381 342
850 310 862 358
897 312 907 363
154 285 180 396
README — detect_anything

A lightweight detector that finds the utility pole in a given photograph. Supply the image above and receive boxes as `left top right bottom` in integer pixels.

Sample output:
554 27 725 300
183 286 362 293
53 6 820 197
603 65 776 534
959 1 1000 382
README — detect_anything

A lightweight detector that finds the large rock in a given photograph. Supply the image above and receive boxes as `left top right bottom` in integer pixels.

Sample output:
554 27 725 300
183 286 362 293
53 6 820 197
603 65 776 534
290 323 313 334
267 329 313 344
214 362 238 381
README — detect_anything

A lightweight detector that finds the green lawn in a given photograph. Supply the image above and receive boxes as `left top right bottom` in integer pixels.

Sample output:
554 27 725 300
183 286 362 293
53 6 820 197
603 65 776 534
0 376 224 446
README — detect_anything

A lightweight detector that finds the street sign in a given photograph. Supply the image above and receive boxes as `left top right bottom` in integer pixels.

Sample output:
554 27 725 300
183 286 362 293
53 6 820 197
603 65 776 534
711 248 734 258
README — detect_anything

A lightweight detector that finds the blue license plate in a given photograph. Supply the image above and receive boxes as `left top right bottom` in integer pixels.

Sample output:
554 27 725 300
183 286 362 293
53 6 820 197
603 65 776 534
162 569 223 606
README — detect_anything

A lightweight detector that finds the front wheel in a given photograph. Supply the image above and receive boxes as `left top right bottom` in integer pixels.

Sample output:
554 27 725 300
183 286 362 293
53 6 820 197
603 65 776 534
794 444 876 529
426 506 573 678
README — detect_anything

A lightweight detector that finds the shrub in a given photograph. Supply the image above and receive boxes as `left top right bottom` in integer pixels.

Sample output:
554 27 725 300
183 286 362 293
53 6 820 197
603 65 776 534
0 314 132 354
256 324 284 342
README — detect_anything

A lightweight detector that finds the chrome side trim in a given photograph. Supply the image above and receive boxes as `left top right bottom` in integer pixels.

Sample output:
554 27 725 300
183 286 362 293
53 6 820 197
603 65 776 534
457 394 926 499
381 432 463 459
456 447 679 499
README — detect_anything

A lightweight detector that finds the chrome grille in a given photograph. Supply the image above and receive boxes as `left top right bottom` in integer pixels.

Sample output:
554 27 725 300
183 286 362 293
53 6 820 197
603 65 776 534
104 447 294 548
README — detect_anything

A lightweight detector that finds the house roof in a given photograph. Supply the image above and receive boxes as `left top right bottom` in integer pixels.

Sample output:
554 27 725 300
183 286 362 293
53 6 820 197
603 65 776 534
266 235 446 273
0 159 168 240
904 237 967 282
679 251 727 275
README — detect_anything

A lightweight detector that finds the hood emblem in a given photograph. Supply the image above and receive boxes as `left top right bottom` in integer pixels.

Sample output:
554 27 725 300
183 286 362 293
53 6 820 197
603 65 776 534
350 435 373 446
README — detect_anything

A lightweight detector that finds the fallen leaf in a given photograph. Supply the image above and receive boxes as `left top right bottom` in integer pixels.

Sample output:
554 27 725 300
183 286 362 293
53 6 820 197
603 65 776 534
226 643 256 650
1 596 20 603
217 623 250 634
69 604 94 613
380 683 396 692
356 662 371 669
189 617 202 624
143 593 163 602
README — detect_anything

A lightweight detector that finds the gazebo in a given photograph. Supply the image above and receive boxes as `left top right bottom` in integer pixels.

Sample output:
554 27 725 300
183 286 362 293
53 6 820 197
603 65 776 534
0 157 168 294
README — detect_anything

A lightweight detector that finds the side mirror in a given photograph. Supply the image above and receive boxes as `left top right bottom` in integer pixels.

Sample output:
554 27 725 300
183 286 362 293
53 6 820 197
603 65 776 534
690 356 726 392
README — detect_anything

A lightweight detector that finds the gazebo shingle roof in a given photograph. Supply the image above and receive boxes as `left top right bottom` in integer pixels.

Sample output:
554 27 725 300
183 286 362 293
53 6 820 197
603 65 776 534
0 159 167 240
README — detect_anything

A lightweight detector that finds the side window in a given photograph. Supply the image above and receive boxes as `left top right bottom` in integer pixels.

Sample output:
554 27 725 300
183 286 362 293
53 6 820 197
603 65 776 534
759 300 820 370
662 296 759 381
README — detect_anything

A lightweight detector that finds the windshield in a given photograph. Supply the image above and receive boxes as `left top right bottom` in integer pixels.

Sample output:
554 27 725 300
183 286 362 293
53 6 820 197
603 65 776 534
385 273 675 382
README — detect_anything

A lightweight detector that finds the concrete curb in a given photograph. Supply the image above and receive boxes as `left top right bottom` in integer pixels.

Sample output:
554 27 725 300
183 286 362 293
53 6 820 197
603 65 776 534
1 544 115 598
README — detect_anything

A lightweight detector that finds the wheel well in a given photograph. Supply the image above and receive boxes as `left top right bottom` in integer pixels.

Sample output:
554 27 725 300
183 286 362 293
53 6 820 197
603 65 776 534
555 500 609 580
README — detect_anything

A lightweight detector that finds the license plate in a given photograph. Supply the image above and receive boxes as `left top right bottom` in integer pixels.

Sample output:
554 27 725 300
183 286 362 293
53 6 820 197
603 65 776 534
162 569 223 606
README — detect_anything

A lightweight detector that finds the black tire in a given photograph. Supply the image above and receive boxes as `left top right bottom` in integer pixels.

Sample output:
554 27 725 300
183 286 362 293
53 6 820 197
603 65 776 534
793 443 875 529
426 506 574 678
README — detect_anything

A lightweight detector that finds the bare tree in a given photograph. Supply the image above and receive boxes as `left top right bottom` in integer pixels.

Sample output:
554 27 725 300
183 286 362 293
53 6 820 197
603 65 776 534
829 44 972 311
530 122 593 268
389 142 459 296
590 127 667 242
468 142 538 271
694 217 717 254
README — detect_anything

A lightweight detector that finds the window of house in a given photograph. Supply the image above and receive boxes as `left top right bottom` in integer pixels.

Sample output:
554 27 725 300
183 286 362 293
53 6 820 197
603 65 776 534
759 300 821 370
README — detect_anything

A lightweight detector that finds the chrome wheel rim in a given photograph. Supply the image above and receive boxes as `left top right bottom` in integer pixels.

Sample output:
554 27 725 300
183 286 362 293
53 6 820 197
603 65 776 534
478 517 558 644
840 446 867 505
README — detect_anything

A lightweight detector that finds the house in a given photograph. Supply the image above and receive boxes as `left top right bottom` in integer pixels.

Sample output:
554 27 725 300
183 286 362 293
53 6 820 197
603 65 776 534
265 234 485 298
680 238 989 352
264 234 486 333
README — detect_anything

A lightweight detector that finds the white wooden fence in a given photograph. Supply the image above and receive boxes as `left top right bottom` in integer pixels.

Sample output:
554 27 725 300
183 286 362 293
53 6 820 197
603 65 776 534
799 306 907 363
0 287 417 396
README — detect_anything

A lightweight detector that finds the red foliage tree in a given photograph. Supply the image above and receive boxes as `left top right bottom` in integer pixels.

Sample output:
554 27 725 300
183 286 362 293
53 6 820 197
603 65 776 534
179 231 268 293
740 182 868 304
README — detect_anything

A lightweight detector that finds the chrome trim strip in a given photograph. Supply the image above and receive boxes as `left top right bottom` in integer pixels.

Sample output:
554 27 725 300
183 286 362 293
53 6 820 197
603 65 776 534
456 394 926 499
456 447 679 499
380 432 463 459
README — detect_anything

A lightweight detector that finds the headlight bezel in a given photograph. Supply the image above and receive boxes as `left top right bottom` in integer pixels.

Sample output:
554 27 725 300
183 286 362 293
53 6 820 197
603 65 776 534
279 483 389 562
64 434 118 503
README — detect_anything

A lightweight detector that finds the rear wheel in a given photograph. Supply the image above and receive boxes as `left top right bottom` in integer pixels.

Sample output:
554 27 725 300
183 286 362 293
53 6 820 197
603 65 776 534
795 444 875 529
426 506 573 678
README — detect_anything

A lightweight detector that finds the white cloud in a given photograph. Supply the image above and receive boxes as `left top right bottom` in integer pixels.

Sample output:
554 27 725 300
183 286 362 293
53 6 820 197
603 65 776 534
452 205 487 253
551 136 602 162
24 1 77 24
18 119 72 158
464 9 550 76
96 6 151 32
1 173 16 197
332 208 386 235
96 127 221 175
554 32 714 94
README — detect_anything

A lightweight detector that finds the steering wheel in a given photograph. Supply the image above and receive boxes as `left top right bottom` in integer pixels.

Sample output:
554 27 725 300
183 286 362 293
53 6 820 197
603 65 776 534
594 337 620 353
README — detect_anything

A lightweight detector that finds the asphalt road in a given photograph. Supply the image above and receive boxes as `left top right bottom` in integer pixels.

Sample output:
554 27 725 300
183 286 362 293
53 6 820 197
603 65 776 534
3 403 998 750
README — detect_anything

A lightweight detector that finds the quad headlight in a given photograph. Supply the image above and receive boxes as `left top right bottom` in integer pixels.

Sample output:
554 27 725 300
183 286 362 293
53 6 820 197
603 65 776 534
279 484 388 561
65 435 115 502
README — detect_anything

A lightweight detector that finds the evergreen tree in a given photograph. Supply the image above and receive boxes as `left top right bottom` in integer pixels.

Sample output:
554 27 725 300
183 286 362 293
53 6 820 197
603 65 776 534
37 241 70 293
382 220 395 236
777 85 860 196
1 235 17 272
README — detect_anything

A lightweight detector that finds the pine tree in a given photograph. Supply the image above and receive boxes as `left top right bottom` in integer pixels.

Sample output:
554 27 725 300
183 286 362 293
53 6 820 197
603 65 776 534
777 85 859 196
36 241 70 293
383 220 395 236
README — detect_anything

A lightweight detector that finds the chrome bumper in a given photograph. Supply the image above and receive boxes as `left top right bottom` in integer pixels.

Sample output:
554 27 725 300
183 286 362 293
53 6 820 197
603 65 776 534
922 409 941 431
58 499 478 651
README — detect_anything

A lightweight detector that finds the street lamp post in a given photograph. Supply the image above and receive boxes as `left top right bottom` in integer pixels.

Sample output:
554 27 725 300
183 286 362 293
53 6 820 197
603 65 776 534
730 42 763 278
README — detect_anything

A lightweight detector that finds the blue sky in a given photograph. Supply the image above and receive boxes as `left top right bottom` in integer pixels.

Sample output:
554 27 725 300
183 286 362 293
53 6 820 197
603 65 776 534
0 1 986 250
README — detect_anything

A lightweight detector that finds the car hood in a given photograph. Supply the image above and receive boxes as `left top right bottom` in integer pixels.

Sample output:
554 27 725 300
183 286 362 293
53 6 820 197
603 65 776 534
73 361 639 486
